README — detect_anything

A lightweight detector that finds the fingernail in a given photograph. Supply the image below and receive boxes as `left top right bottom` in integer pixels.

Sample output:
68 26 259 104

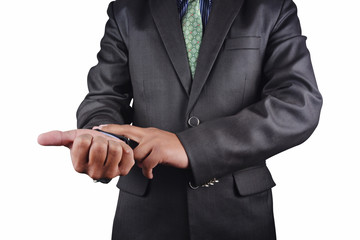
92 126 100 130
98 124 108 129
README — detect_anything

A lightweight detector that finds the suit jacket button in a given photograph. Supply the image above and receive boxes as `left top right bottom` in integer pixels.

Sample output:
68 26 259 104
189 181 199 190
188 116 200 127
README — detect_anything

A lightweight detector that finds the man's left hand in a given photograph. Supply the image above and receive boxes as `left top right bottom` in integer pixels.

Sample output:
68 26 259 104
94 124 189 179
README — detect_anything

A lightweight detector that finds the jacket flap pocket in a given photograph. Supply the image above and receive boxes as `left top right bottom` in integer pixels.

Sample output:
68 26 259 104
116 166 150 197
225 36 261 50
233 165 275 196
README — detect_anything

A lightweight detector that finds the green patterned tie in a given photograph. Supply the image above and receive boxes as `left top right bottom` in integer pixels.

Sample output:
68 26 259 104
182 0 203 79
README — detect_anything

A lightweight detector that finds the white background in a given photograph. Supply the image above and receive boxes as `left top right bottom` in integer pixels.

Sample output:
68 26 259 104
0 0 359 239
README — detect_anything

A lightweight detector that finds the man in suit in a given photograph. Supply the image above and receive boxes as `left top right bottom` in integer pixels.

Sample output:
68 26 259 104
38 0 322 239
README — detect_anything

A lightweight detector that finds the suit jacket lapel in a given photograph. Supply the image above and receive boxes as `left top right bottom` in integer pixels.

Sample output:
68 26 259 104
150 0 192 96
187 0 245 113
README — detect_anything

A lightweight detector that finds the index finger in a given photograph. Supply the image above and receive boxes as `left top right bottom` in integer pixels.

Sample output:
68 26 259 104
38 129 123 147
95 124 145 142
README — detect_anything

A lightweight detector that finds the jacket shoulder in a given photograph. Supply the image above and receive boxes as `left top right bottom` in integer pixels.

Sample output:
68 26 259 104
112 0 150 10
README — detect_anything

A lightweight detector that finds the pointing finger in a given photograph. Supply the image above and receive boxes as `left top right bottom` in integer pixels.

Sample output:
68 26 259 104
95 124 145 142
38 129 121 148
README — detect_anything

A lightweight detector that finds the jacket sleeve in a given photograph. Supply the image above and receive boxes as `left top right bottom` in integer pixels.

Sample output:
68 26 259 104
77 1 133 129
176 0 323 186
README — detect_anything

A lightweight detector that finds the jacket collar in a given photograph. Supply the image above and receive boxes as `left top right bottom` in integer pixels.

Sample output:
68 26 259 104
187 0 244 113
150 0 192 96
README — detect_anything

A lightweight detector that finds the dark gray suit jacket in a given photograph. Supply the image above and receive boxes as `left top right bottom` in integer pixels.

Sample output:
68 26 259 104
77 0 322 239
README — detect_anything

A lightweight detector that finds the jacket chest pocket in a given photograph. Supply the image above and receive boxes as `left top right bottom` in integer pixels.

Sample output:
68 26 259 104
224 36 261 50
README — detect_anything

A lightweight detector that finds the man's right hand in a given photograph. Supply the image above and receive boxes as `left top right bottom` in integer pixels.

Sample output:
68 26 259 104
38 129 135 181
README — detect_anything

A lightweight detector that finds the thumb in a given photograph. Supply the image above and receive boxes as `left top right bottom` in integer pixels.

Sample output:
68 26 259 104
37 130 77 147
